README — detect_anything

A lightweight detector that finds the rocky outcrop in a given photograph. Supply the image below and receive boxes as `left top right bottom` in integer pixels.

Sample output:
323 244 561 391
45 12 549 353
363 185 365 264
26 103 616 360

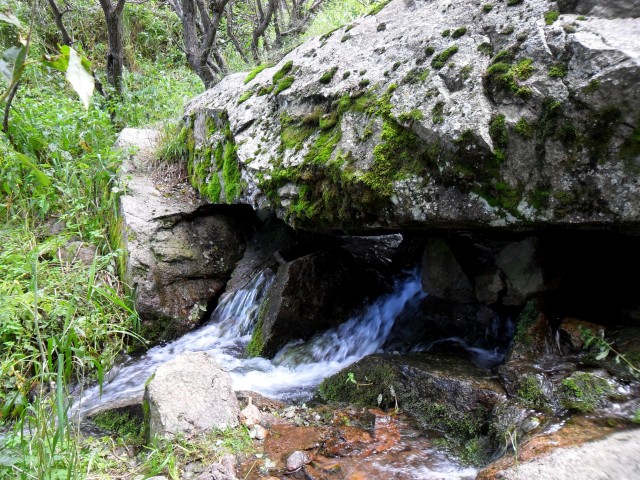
181 0 640 232
319 352 508 462
115 129 256 343
143 352 240 440
246 245 390 358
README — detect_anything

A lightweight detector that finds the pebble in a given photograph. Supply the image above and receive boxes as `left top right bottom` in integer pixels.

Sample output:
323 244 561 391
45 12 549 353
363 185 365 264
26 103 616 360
240 403 262 427
286 450 311 472
249 424 269 440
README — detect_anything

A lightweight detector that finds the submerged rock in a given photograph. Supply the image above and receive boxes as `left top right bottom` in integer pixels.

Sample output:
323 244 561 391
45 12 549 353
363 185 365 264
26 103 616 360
143 352 239 440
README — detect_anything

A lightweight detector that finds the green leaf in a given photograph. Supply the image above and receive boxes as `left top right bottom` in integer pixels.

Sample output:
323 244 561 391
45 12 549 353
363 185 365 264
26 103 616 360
0 8 21 28
65 47 94 109
13 152 51 186
0 45 23 81
595 348 610 360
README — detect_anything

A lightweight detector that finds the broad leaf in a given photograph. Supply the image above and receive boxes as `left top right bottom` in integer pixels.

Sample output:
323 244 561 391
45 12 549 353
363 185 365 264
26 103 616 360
595 348 610 360
0 8 21 28
0 45 23 81
65 47 94 109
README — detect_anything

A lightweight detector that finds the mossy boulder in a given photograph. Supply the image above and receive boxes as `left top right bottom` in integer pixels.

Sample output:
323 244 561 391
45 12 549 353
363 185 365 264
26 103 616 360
182 0 640 233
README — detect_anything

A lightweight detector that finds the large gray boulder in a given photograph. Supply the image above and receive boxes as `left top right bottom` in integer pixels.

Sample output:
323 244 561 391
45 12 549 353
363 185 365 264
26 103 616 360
115 129 254 343
180 0 640 233
144 352 240 440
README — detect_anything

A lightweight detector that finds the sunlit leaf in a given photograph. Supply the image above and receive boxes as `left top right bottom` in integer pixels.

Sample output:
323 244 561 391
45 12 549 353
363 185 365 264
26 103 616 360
65 47 94 109
595 348 610 360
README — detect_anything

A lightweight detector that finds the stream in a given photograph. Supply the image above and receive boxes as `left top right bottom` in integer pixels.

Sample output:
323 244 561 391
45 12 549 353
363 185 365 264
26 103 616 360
76 268 507 478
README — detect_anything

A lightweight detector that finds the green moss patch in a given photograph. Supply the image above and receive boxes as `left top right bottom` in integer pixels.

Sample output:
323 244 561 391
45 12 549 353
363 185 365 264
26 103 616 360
244 63 272 84
274 75 295 95
557 372 612 413
484 58 534 99
319 66 338 84
431 45 459 69
451 27 467 39
272 60 294 84
545 11 560 25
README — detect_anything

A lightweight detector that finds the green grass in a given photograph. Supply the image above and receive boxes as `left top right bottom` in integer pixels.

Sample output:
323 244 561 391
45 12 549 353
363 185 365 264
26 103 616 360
545 11 560 25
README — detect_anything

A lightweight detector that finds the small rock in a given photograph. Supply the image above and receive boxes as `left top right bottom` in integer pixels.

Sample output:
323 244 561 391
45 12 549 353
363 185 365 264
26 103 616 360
196 462 238 480
286 450 311 472
220 454 236 476
240 401 262 427
249 424 268 440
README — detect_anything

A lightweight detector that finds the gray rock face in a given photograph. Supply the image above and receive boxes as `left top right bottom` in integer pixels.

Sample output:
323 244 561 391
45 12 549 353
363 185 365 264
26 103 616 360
115 128 254 343
144 352 240 440
182 0 640 232
421 237 474 303
250 248 381 358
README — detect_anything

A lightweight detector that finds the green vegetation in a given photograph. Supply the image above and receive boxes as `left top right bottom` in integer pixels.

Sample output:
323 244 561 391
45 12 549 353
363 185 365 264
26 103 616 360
451 27 467 39
558 372 613 413
244 63 271 84
272 60 294 84
431 45 459 69
237 89 255 104
583 78 600 94
548 63 567 78
441 29 451 37
514 117 534 138
516 375 549 410
367 0 392 16
489 114 508 148
506 0 524 5
319 66 339 84
274 75 295 94
482 4 493 13
432 101 446 124
485 58 534 98
425 46 435 56
477 42 494 56
545 11 560 25
398 109 424 123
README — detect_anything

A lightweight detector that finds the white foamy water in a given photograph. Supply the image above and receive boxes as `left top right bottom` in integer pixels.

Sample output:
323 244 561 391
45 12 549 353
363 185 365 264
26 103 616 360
77 268 426 414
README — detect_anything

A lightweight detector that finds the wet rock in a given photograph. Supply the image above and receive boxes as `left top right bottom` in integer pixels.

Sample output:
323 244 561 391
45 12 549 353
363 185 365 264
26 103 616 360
319 352 506 462
478 417 640 480
555 370 614 413
144 352 239 440
559 317 605 351
421 237 474 303
115 128 255 345
506 300 558 362
286 451 311 472
247 248 380 358
474 267 505 306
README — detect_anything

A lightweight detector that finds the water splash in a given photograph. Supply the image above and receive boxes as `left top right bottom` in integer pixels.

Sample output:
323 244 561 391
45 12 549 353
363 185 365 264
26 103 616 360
231 269 426 400
76 269 274 415
76 268 426 414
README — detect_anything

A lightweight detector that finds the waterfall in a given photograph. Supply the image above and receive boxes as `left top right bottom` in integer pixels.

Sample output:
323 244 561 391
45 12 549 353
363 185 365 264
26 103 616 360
76 268 425 413
77 269 275 415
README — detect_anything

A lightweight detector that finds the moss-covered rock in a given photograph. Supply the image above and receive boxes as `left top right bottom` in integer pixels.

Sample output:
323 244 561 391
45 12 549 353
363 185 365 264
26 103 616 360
556 371 614 413
319 353 506 464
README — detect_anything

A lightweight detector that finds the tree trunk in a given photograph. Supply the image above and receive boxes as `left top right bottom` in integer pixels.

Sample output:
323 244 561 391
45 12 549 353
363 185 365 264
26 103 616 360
98 0 126 95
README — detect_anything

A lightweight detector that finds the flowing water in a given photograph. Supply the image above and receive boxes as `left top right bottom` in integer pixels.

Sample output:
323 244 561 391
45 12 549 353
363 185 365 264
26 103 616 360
76 268 491 478
78 268 427 414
